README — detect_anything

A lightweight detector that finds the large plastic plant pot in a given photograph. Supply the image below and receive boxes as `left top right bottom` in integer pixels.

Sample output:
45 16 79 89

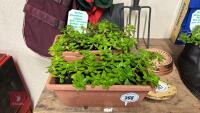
46 76 152 107
178 44 200 99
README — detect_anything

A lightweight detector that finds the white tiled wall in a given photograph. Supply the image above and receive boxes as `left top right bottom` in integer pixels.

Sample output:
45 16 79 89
0 0 182 107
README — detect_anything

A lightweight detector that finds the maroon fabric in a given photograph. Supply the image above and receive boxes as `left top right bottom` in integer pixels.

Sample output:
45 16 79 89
23 0 77 57
24 4 65 29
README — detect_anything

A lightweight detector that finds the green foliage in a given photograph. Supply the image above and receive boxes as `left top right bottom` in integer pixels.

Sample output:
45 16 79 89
181 25 200 47
48 20 162 90
48 50 161 90
49 20 137 55
48 35 68 56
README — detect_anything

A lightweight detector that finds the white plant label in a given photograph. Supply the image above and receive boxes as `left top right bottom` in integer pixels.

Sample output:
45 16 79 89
120 93 139 106
156 81 168 93
190 10 200 31
67 9 88 33
103 107 113 112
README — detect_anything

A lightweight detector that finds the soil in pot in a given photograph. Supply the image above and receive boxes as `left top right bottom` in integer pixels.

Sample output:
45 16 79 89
55 73 73 84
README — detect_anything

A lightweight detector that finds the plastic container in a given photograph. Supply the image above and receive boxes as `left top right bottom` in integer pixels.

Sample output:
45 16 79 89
46 76 152 107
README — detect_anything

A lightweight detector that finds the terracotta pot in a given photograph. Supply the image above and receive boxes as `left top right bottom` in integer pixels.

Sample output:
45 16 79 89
146 48 173 76
62 50 123 62
46 76 152 107
62 50 101 62
52 35 122 61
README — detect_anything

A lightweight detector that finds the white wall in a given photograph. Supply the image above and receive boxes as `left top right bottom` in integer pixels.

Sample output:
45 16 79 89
0 0 182 107
114 0 182 38
0 0 50 108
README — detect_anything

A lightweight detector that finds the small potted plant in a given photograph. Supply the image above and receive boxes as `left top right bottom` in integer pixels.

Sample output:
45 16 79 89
47 20 162 107
178 25 200 98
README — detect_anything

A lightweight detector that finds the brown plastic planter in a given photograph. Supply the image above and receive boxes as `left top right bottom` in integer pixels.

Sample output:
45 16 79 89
46 76 152 107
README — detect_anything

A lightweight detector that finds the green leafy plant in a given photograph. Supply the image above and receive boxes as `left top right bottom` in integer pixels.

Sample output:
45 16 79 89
48 50 161 90
181 25 200 47
49 20 137 56
48 20 162 90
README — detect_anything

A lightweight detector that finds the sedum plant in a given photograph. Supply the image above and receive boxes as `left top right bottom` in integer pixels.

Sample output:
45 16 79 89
48 50 161 90
49 20 137 56
181 25 200 47
48 20 162 90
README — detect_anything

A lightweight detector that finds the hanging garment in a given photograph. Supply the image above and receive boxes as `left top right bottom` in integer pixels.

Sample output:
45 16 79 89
23 0 78 57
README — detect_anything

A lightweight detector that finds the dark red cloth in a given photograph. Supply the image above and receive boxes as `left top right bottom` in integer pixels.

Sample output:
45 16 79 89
23 0 76 57
87 6 104 24
83 0 104 24
86 0 93 3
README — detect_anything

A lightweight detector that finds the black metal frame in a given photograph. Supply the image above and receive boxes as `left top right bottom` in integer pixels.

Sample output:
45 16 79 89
120 0 152 48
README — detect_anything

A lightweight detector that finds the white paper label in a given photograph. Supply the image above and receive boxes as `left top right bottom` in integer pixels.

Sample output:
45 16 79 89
103 108 113 112
67 9 88 33
120 93 139 106
155 81 168 93
190 10 200 31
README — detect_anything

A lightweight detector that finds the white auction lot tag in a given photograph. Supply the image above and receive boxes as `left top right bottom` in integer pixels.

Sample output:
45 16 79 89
103 107 113 112
67 9 88 33
120 93 139 106
190 10 200 31
156 81 168 93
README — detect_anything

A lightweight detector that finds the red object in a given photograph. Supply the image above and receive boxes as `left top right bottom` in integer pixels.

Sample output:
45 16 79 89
86 0 93 3
9 91 27 108
87 6 104 24
0 54 9 66
0 54 32 113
